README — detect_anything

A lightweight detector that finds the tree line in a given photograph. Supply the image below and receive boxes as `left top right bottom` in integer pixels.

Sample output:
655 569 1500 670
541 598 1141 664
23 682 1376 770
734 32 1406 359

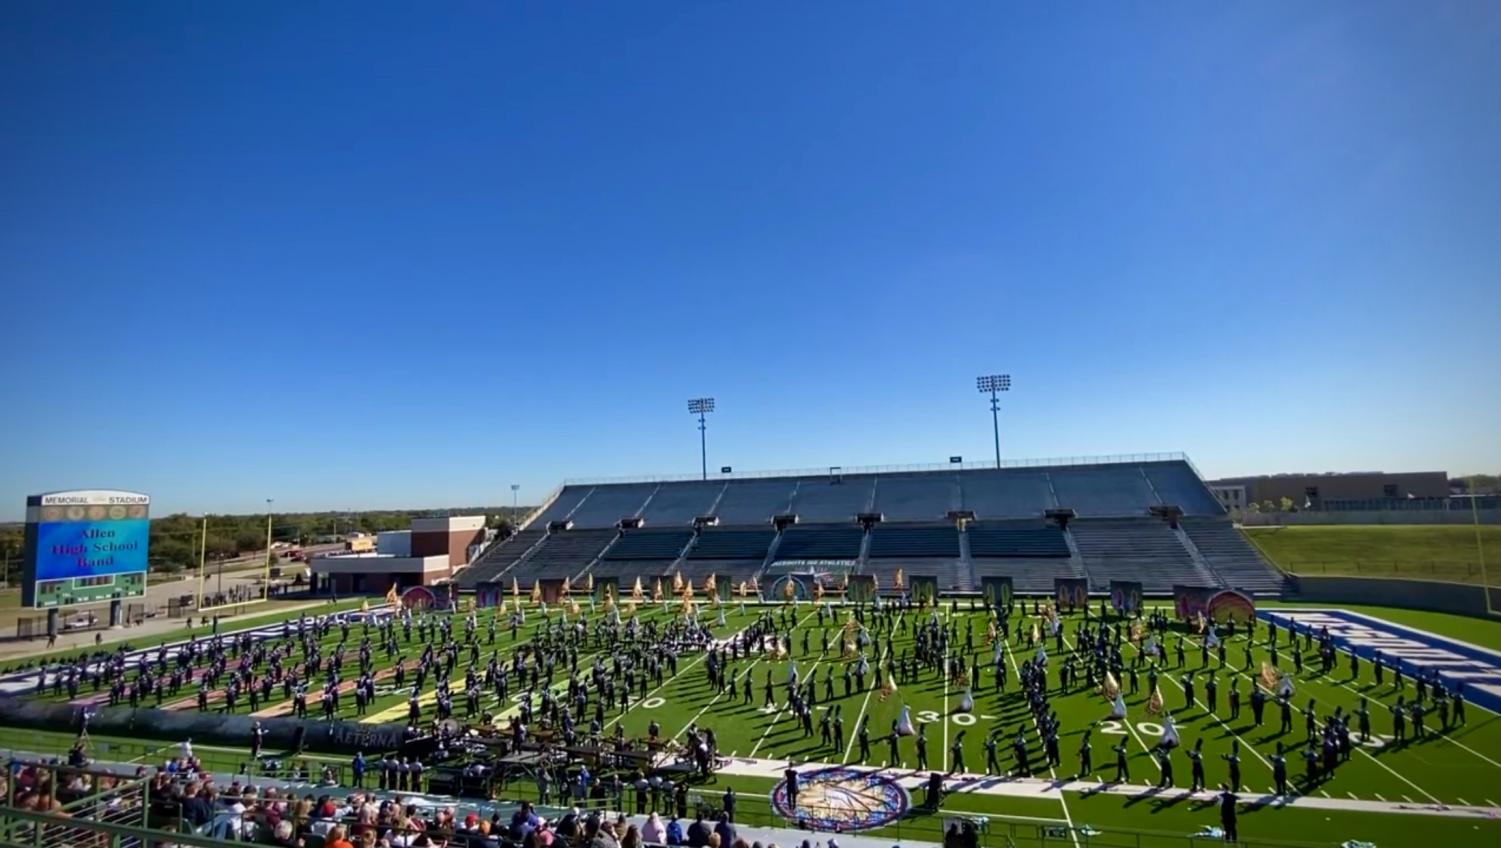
0 506 526 579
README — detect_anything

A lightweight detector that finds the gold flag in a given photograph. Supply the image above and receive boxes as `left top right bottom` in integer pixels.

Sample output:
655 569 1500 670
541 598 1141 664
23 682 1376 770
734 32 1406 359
673 571 684 592
684 577 695 596
879 676 898 702
986 619 998 645
1196 612 1207 634
530 582 542 603
1102 671 1121 700
653 578 664 602
511 576 520 600
1032 622 1041 644
814 582 825 602
704 573 717 594
1259 661 1279 691
894 569 905 589
561 580 571 597
1146 685 1164 715
632 576 644 600
586 573 595 591
385 583 399 605
782 579 796 602
568 600 581 616
1130 620 1145 644
737 580 748 598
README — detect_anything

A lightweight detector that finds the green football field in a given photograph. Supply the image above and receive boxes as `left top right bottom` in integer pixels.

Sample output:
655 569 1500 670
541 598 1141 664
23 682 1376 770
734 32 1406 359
16 599 1501 846
1243 524 1499 585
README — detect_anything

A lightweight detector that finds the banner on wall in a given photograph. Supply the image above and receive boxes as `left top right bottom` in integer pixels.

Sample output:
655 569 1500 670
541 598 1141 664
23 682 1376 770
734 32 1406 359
1054 578 1088 610
1109 581 1144 616
981 576 1014 611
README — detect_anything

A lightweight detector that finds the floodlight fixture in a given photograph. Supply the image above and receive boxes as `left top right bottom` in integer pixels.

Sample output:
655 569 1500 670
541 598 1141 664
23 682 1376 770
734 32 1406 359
687 397 716 480
976 373 1012 469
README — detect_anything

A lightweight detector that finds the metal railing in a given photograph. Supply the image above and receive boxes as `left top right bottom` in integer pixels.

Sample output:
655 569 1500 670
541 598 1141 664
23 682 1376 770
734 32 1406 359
564 453 1194 486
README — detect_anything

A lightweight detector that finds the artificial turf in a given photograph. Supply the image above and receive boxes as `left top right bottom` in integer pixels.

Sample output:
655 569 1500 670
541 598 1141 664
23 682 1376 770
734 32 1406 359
15 598 1501 846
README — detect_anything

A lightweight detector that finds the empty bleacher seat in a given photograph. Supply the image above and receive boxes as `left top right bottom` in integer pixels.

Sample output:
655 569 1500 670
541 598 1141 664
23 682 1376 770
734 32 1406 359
455 528 547 588
565 484 658 528
788 478 876 523
1049 467 1157 517
502 529 618 584
602 529 694 560
867 525 960 558
773 525 864 560
1141 462 1223 515
966 523 1070 557
1181 520 1287 595
1069 519 1215 592
639 483 724 526
958 471 1056 519
711 480 799 525
687 528 776 560
528 487 594 527
873 476 960 521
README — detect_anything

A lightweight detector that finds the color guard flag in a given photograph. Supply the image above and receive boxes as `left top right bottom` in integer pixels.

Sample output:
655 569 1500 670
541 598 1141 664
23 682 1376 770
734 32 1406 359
385 584 399 605
1146 685 1165 715
1259 662 1279 691
1102 671 1121 700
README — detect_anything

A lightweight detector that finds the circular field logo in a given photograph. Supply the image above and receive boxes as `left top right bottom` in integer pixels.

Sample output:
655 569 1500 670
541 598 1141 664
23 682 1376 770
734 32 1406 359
771 767 909 831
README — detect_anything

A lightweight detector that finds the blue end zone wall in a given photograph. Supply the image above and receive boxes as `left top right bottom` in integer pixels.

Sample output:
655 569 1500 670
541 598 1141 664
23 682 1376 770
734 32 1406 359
1258 608 1501 714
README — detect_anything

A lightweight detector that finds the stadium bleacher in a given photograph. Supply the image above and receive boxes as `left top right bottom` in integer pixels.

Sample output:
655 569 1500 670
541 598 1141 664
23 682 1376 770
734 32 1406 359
563 484 657 528
462 456 1286 596
454 528 546 588
965 522 1070 557
788 478 877 523
1181 519 1288 594
873 474 961 521
639 482 724 525
601 528 695 560
773 524 864 560
1068 519 1217 591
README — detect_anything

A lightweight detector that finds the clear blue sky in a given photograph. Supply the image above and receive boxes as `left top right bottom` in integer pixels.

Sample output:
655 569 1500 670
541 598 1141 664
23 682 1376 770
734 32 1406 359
3 2 1497 518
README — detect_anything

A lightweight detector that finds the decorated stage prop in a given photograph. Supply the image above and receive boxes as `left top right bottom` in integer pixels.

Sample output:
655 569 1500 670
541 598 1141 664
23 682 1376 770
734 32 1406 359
1173 586 1256 624
981 576 1014 613
398 585 452 611
593 575 619 602
1109 580 1143 617
771 767 910 831
1054 577 1088 612
845 573 876 603
536 578 567 605
909 575 938 606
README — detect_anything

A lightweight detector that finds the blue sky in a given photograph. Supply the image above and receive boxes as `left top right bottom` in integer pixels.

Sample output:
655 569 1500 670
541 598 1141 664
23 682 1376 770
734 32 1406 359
2 1 1497 517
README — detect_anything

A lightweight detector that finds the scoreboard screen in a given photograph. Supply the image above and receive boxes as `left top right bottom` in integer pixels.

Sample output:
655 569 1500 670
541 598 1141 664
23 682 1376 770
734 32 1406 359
23 490 150 608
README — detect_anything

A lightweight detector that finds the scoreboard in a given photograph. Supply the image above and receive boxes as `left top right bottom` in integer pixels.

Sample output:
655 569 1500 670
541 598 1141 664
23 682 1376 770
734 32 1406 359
22 490 150 608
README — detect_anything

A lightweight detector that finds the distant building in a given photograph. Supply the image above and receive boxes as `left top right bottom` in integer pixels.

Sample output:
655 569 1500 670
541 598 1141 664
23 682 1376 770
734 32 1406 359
312 515 487 594
1207 470 1449 511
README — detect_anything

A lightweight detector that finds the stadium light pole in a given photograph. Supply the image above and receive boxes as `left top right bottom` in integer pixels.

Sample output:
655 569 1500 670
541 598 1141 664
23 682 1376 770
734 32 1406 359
976 374 1011 469
510 484 520 529
263 498 274 602
687 397 715 481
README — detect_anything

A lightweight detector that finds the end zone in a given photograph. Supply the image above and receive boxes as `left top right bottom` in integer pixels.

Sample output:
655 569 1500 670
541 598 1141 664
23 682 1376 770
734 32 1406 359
1257 608 1501 713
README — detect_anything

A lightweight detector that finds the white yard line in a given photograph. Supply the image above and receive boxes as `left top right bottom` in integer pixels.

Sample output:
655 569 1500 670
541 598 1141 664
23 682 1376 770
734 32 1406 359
1002 617 1081 848
745 610 822 759
1175 629 1448 805
1058 629 1159 773
1119 637 1274 778
605 616 757 730
673 658 764 741
840 610 904 764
